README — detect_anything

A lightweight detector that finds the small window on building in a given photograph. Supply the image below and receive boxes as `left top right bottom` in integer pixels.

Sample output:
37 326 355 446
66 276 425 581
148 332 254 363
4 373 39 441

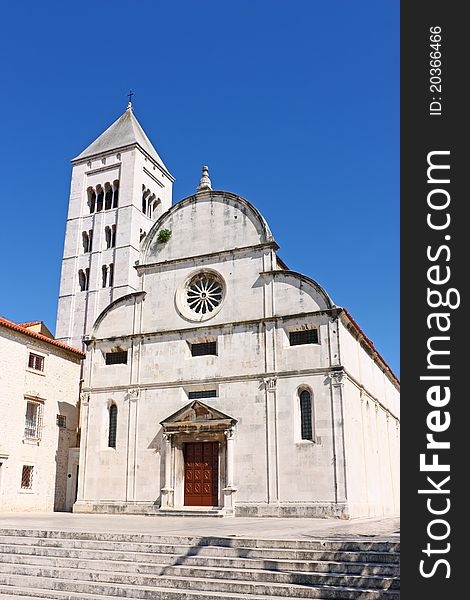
299 390 314 441
82 231 92 253
190 341 217 357
87 188 96 214
104 183 113 210
28 353 44 372
289 329 318 346
108 263 114 287
105 225 116 249
56 414 67 428
188 390 217 400
24 400 43 440
102 265 108 288
108 404 117 448
105 350 128 365
78 268 90 291
21 465 34 490
96 186 104 212
112 180 119 208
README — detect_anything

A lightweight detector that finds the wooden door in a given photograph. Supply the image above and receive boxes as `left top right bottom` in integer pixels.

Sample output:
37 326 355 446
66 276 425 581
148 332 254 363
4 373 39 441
184 442 219 506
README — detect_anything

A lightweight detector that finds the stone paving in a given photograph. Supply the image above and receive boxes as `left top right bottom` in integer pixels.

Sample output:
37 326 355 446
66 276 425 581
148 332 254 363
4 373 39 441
0 512 399 541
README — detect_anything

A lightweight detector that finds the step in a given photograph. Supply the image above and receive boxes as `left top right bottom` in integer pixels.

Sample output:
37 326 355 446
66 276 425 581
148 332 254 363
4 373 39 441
0 537 400 564
0 582 328 600
0 544 400 576
0 564 399 599
0 529 400 553
0 555 400 589
0 573 400 600
155 509 226 518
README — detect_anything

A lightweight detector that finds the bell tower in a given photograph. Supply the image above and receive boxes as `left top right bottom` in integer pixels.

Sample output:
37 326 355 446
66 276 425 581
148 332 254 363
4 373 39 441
55 102 174 349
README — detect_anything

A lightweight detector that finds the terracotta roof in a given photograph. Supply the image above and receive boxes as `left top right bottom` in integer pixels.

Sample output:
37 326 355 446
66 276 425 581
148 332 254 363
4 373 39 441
0 317 85 358
341 308 399 386
19 321 42 327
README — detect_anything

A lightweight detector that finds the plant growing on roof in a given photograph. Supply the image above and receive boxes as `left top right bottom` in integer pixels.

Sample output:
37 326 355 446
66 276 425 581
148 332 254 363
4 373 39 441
157 229 172 243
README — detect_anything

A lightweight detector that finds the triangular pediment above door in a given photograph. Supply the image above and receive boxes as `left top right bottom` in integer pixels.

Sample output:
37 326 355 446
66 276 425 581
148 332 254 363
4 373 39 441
160 400 237 432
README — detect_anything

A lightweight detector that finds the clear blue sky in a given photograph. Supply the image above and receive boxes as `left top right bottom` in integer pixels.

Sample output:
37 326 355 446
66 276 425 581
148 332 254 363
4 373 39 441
0 1 399 375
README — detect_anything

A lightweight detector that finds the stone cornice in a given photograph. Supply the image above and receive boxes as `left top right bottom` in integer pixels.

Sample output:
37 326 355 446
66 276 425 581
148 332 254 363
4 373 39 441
71 143 175 182
82 366 335 393
135 242 279 273
87 308 341 345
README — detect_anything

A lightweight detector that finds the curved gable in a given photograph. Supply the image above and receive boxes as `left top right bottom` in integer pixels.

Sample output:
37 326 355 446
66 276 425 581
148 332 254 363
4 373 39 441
92 292 145 339
142 190 274 264
272 270 335 314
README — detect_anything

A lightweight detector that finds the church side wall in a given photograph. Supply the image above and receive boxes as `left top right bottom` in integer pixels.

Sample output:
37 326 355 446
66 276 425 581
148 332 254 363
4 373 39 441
338 320 400 517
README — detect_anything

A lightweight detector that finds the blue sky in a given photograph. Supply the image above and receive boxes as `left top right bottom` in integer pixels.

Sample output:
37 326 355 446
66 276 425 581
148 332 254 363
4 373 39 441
0 1 399 375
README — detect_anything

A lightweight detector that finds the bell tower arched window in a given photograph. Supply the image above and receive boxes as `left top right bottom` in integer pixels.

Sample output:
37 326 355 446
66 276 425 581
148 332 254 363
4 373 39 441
87 188 96 214
108 404 117 448
96 186 104 212
104 183 113 210
112 180 119 208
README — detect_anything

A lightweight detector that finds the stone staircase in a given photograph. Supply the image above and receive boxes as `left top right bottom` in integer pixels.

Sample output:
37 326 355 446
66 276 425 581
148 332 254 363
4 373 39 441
0 528 400 599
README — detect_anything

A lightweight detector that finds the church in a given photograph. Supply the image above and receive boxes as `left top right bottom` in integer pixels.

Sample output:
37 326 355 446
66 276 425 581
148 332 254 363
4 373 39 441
55 102 400 518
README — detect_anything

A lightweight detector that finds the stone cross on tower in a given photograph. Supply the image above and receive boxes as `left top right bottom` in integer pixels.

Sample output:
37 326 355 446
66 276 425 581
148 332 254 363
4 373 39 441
127 90 134 110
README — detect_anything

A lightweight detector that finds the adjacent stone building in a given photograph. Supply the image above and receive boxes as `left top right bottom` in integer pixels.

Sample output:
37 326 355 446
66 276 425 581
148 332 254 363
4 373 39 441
0 318 84 512
56 104 399 518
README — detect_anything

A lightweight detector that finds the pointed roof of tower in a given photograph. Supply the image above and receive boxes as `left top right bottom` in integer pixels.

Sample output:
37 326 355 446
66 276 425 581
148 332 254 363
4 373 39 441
73 104 169 172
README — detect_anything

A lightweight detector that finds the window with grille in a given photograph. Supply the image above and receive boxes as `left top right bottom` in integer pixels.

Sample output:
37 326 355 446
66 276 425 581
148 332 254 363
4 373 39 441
190 341 217 357
28 353 44 371
108 404 117 448
24 401 43 440
56 414 67 428
188 390 217 400
299 390 314 441
289 329 318 346
105 350 128 365
21 465 34 489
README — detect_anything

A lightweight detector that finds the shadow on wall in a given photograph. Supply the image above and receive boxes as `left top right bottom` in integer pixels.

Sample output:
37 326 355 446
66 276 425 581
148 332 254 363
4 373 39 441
53 401 77 512
148 427 164 508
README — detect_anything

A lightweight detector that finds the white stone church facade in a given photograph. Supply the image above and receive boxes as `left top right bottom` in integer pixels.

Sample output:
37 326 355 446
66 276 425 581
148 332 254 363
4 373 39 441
56 104 399 518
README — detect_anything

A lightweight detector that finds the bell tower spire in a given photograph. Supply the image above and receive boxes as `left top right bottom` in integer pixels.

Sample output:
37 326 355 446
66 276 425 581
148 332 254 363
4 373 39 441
55 105 174 349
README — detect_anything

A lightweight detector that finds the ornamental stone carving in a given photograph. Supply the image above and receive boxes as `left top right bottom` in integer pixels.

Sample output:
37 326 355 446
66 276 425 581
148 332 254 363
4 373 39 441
264 377 277 392
329 369 344 387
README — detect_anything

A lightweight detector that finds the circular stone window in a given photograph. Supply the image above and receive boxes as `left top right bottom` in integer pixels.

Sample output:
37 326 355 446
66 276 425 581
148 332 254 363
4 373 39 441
177 270 226 321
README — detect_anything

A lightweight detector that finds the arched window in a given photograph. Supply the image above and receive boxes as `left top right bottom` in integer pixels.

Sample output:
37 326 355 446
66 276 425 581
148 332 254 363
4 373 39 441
112 180 119 208
105 226 111 249
108 263 114 287
299 390 314 441
82 231 89 253
82 230 93 253
104 183 113 210
78 268 89 291
96 186 104 212
87 188 96 214
142 187 149 214
102 265 108 288
108 404 117 448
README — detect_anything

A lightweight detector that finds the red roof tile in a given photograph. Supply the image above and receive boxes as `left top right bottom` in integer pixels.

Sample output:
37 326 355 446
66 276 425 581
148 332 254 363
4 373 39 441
0 317 85 358
342 308 399 386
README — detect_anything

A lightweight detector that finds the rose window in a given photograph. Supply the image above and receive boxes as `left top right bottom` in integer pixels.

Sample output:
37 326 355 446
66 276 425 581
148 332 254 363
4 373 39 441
186 273 223 315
